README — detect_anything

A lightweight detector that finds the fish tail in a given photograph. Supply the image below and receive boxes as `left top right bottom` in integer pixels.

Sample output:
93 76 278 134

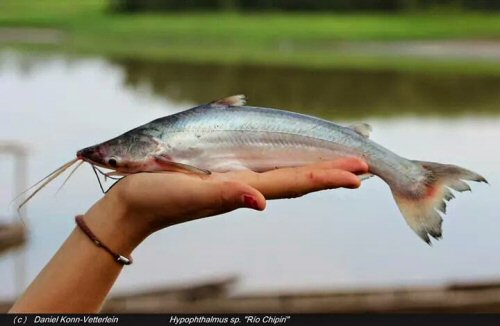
390 160 487 244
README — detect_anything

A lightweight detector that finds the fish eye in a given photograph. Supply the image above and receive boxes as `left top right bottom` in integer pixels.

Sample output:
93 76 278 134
108 158 118 168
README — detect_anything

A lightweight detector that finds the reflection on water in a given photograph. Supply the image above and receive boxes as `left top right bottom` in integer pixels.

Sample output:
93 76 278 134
115 59 500 119
0 51 499 301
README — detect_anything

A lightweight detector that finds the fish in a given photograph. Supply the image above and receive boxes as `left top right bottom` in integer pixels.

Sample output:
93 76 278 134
19 95 487 244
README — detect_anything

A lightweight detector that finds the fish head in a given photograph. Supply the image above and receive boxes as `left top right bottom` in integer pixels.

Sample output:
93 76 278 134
77 133 160 172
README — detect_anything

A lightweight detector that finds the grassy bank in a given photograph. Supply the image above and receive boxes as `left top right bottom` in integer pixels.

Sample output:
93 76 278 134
3 0 500 73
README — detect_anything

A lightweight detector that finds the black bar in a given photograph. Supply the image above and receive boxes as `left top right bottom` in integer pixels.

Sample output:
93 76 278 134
3 314 500 326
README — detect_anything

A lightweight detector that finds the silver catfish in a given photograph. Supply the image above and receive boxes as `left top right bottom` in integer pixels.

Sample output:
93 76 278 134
25 95 488 243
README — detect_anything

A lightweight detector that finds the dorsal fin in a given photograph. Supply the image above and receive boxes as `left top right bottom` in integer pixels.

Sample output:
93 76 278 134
349 122 372 138
210 94 247 107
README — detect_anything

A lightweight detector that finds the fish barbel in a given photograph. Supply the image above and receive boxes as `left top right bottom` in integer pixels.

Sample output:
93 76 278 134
23 95 487 243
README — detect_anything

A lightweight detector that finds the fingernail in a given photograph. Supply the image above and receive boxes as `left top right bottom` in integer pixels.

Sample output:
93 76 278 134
242 194 260 210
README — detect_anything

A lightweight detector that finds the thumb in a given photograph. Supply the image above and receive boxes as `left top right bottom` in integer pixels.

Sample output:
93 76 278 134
210 180 266 215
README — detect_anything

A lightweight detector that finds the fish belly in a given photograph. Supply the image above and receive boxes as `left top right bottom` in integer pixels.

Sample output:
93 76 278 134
166 130 359 173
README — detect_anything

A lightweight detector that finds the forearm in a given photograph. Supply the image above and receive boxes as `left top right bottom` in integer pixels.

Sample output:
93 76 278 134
9 195 146 313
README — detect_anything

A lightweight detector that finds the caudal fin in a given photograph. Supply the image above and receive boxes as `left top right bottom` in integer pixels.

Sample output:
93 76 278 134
391 161 487 244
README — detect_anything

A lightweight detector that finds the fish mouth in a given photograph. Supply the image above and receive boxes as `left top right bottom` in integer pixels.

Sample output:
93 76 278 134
76 146 106 167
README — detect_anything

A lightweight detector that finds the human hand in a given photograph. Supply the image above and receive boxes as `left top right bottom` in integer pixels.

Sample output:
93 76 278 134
9 158 367 313
95 157 367 243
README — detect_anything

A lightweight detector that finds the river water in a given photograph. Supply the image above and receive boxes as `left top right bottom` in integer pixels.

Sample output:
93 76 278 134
0 51 499 300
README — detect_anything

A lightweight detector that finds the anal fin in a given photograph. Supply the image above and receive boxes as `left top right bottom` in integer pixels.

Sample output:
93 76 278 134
358 173 374 181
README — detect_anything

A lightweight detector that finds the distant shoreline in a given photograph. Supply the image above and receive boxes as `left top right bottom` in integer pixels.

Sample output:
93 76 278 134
3 1 500 74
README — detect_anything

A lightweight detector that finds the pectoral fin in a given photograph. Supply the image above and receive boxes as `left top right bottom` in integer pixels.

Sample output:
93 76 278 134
154 155 211 175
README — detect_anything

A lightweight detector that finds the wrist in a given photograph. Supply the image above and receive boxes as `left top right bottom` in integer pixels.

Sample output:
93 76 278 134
82 190 150 255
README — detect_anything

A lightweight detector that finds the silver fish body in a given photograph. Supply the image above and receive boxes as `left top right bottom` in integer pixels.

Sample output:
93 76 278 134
80 95 487 243
150 104 416 179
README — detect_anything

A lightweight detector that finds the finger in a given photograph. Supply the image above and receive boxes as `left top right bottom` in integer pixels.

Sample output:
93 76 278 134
311 157 369 174
196 180 266 218
217 180 266 212
234 167 361 200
